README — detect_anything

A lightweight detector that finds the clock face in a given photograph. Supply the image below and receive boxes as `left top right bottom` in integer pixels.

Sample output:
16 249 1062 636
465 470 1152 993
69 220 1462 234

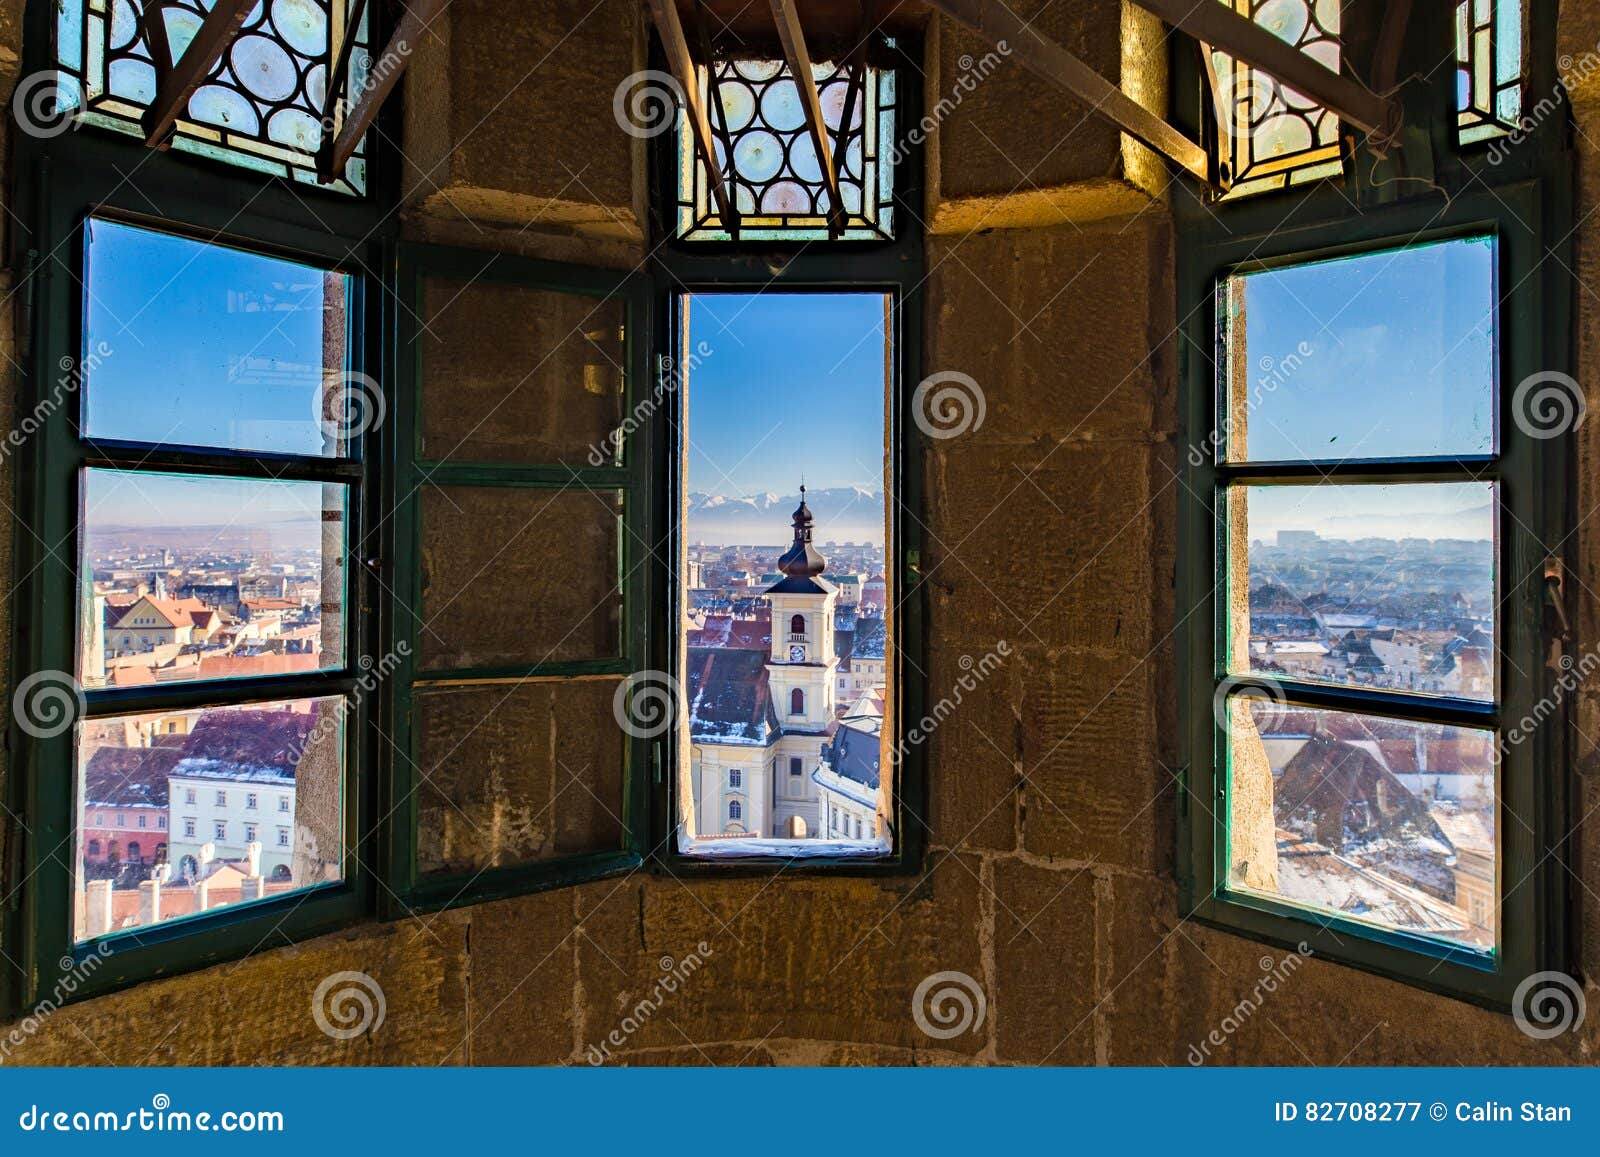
789 644 806 661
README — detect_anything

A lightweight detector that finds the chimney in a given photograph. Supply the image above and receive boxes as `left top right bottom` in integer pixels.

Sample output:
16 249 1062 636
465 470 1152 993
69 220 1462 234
85 879 113 938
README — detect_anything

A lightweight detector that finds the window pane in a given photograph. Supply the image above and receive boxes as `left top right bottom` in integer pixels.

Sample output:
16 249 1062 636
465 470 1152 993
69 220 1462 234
54 0 370 193
83 220 357 458
677 292 892 856
673 59 896 241
418 487 622 671
1210 0 1342 199
1227 482 1495 702
1225 698 1495 951
415 680 626 875
419 277 626 465
74 696 344 943
1222 238 1497 462
1457 0 1524 144
81 470 346 688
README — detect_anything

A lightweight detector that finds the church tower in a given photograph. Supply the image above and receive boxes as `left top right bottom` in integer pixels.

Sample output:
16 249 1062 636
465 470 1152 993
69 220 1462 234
763 487 839 836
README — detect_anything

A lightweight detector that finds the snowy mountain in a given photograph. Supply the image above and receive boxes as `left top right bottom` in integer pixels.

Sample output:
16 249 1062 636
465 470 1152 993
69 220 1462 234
686 487 884 544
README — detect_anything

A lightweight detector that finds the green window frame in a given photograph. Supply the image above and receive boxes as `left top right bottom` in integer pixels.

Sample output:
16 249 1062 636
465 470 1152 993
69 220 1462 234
1174 1 1572 1007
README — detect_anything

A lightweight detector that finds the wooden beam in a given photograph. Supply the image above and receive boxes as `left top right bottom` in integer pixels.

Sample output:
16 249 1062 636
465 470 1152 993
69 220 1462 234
923 0 1211 185
1370 0 1413 99
144 0 174 77
324 0 448 178
692 0 740 238
1130 0 1397 137
141 0 254 147
768 0 846 235
647 0 735 230
315 0 371 177
830 0 876 203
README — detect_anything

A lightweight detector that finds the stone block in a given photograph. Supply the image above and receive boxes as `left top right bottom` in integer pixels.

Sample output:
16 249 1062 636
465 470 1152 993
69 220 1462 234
924 633 1022 852
992 857 1097 1063
462 890 580 1065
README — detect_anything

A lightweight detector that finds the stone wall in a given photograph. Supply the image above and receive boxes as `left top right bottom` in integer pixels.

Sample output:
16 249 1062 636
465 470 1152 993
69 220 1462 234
1 0 1597 1066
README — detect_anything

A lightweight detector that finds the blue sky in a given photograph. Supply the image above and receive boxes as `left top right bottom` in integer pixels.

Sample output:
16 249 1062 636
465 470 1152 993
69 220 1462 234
683 292 889 497
1235 237 1497 541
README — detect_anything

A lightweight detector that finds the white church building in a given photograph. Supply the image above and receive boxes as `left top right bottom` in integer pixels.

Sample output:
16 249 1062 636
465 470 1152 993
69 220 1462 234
686 489 881 844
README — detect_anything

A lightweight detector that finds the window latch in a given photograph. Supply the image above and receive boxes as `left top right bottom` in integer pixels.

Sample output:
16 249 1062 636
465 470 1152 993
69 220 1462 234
1544 556 1572 641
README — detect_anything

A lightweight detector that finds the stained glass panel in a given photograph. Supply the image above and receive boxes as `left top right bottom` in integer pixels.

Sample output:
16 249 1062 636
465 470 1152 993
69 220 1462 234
54 0 371 195
1456 0 1525 145
676 58 896 242
1210 0 1342 200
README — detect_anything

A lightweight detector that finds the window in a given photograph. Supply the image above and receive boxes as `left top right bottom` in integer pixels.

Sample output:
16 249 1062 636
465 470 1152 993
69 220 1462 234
1178 4 1570 1001
790 614 806 637
53 0 373 193
729 769 742 788
137 815 147 829
278 828 291 848
183 819 196 839
158 816 166 830
279 796 291 813
216 791 228 808
214 822 228 841
728 799 743 822
87 840 100 857
116 815 125 828
247 793 258 810
185 789 196 805
1208 0 1343 198
673 57 897 241
790 757 802 776
245 824 258 843
1457 0 1526 144
790 688 805 716
127 842 141 862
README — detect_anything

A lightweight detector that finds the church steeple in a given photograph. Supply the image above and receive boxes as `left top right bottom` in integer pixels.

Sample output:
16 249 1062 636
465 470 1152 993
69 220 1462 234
777 484 827 578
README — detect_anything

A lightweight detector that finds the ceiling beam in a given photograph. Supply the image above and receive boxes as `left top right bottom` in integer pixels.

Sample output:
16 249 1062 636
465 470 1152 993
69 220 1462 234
143 0 174 77
647 0 736 230
692 0 740 238
922 0 1211 185
768 0 847 235
324 0 449 178
830 0 876 203
1130 0 1397 138
141 0 255 147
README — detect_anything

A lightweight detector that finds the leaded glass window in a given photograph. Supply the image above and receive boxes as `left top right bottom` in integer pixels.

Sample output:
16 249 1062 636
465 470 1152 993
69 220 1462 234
1210 0 1342 199
54 0 371 195
1456 0 1525 144
675 58 896 242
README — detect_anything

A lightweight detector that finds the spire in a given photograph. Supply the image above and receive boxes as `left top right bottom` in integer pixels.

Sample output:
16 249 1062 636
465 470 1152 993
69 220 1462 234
777 483 827 578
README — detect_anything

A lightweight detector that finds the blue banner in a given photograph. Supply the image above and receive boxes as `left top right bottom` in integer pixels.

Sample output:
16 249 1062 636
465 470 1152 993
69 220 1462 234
2 1067 1597 1153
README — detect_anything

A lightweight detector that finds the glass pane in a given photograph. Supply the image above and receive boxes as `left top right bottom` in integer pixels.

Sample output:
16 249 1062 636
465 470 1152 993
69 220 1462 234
674 59 895 241
1225 699 1495 950
1227 482 1495 702
80 470 346 688
1211 0 1342 199
415 680 626 874
74 696 344 943
419 277 626 465
83 220 358 457
1456 0 1524 144
54 0 370 194
418 487 622 670
1222 238 1497 462
677 292 893 857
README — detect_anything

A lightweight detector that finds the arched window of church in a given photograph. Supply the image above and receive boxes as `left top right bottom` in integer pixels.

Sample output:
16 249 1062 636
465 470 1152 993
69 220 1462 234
728 800 742 821
790 689 804 716
790 614 806 637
